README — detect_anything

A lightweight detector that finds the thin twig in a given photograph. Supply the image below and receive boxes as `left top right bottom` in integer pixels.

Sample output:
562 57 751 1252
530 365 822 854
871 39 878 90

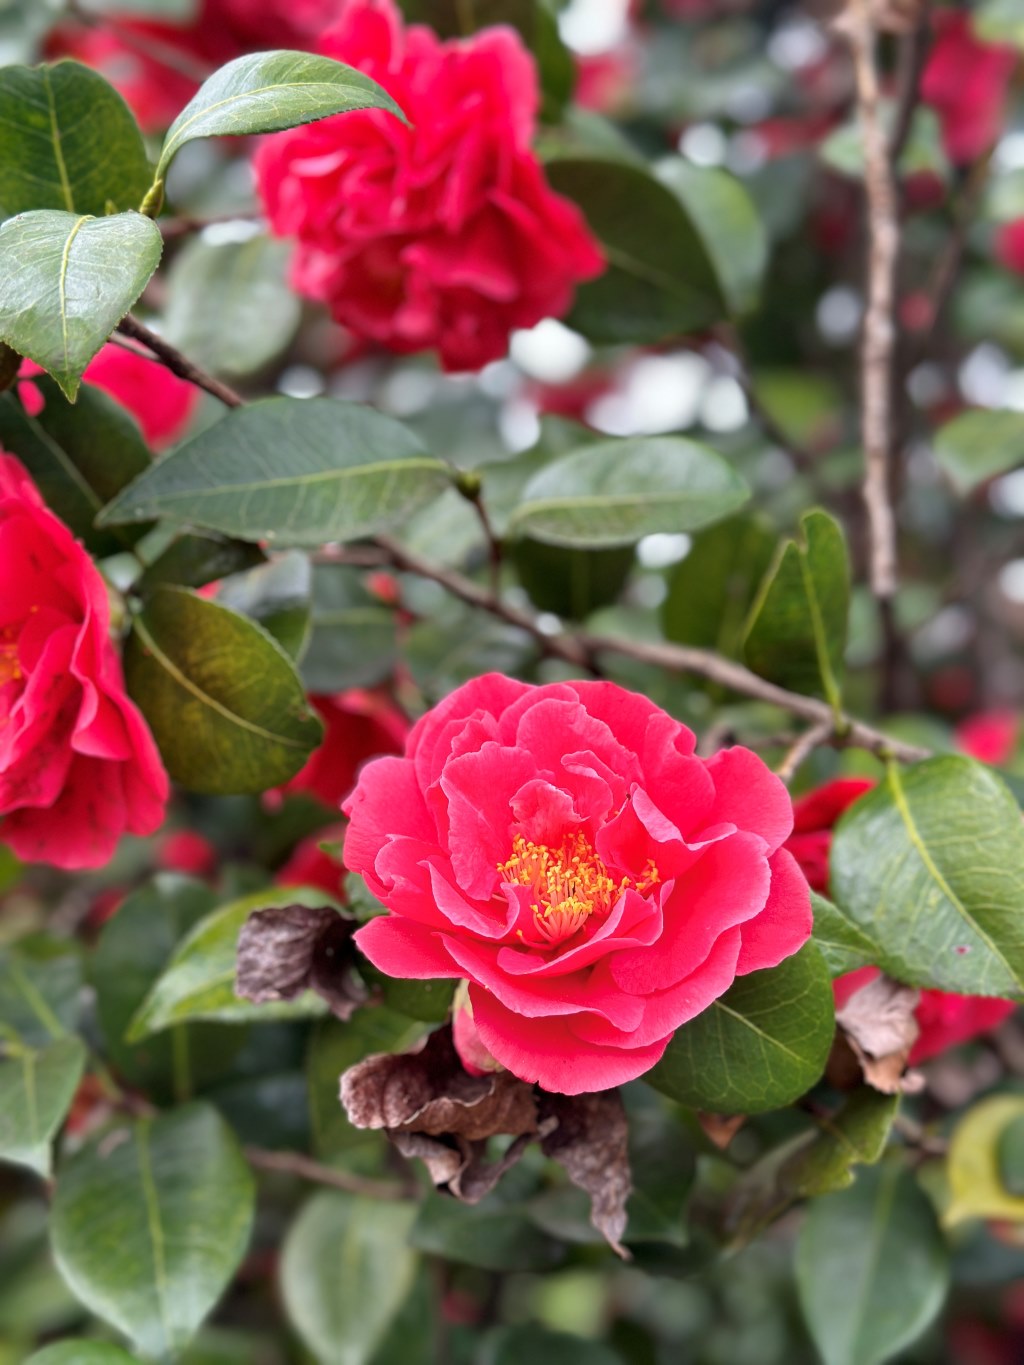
454 473 504 596
714 325 818 473
888 6 932 166
243 1146 410 1199
117 315 244 409
775 720 835 783
847 0 901 601
915 155 992 358
892 1114 948 1158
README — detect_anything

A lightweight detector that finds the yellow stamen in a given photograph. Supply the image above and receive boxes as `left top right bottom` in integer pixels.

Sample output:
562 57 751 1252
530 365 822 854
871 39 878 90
498 830 659 946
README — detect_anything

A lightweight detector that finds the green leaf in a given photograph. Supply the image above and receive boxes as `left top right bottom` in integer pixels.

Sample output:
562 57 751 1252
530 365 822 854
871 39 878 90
0 1037 86 1177
0 61 152 221
999 1111 1024 1198
215 551 311 660
99 397 451 546
796 1165 950 1365
138 534 265 594
51 1102 255 1360
0 942 82 1048
411 1190 559 1271
482 1326 626 1365
976 0 1024 47
721 1088 898 1247
508 436 749 548
661 513 776 656
946 1094 1024 1223
512 537 634 620
126 886 338 1041
830 756 1024 998
123 586 323 795
656 159 767 316
933 409 1024 494
301 563 399 692
811 891 877 977
547 157 726 343
0 210 162 399
163 235 302 379
156 51 406 183
743 508 850 706
359 970 456 1024
25 1345 143 1365
0 374 150 554
646 942 834 1114
280 1191 418 1365
78 0 196 15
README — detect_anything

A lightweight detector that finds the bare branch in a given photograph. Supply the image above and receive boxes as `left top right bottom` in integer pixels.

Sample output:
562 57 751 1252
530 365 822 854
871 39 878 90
117 315 245 410
243 1146 410 1199
776 720 835 783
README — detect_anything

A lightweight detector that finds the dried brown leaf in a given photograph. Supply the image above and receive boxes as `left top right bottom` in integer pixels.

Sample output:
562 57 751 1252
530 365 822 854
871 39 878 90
236 904 365 1020
836 973 925 1095
539 1090 632 1259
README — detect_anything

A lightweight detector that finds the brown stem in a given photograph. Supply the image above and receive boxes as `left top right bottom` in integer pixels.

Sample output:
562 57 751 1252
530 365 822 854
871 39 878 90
775 720 835 784
888 6 932 167
243 1146 410 1199
117 315 244 409
847 0 901 602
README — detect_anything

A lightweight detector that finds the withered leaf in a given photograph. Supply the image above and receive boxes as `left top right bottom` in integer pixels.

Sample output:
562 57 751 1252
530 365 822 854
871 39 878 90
835 973 925 1095
236 904 366 1020
539 1090 631 1259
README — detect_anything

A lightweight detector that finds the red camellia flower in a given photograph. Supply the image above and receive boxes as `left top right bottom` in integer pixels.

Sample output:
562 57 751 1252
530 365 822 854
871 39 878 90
343 674 812 1094
786 776 1016 1066
921 12 1017 165
255 0 605 372
19 345 199 450
0 455 168 868
278 823 347 898
281 688 409 810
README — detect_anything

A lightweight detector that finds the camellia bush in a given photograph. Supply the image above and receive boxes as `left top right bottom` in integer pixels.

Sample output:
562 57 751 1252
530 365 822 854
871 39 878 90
4 0 1024 1361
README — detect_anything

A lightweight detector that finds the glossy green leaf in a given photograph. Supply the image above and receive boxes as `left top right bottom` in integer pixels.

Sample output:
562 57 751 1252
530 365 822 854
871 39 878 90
796 1165 950 1365
123 586 322 795
0 942 82 1048
933 408 1024 493
0 374 150 553
512 537 634 619
0 61 151 221
301 563 399 692
946 1094 1024 1223
647 942 834 1114
99 397 451 546
163 235 301 378
811 891 877 977
547 157 726 343
411 1190 559 1271
138 534 265 594
830 756 1024 998
483 1326 625 1365
509 436 748 548
661 514 776 656
126 886 338 1041
721 1088 898 1247
0 209 162 399
156 51 406 182
280 1190 418 1365
657 159 767 316
51 1102 255 1360
0 1037 86 1177
25 1345 143 1365
743 509 850 705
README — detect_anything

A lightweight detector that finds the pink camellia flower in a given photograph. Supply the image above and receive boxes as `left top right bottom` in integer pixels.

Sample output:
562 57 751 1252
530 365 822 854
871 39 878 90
281 688 409 810
786 776 1016 1065
343 674 812 1094
921 12 1017 165
0 454 168 868
255 0 605 372
157 830 217 878
19 345 199 450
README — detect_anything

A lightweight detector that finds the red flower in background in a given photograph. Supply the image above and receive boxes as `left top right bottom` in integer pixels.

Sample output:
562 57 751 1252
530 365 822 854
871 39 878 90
19 345 199 450
281 688 409 811
0 455 168 868
255 0 604 372
278 823 346 898
343 674 811 1094
47 0 347 132
786 755 1017 1066
921 12 1017 165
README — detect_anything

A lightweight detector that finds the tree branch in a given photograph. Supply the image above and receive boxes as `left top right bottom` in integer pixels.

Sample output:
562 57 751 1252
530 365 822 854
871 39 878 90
847 0 902 602
776 720 835 783
243 1146 410 1199
117 315 244 409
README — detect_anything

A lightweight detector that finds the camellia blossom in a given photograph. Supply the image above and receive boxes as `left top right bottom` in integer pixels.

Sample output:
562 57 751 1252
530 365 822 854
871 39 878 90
0 454 168 868
255 0 605 372
281 688 409 810
921 12 1017 165
18 346 199 451
786 777 1016 1066
343 674 812 1094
